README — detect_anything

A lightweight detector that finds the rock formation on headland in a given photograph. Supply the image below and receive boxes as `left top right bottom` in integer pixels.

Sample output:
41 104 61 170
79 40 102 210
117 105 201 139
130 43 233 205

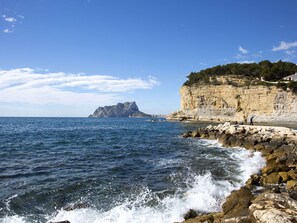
167 77 297 123
182 122 297 223
167 61 297 123
89 101 151 118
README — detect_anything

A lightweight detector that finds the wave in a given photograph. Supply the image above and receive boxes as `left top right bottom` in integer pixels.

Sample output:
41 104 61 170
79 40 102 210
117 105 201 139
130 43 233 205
1 140 265 223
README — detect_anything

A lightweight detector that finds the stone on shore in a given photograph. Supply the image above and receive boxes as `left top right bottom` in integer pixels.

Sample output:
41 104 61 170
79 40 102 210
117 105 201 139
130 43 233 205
180 122 297 223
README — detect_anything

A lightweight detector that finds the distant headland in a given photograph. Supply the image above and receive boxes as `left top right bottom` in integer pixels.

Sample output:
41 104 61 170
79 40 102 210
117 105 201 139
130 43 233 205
89 101 152 118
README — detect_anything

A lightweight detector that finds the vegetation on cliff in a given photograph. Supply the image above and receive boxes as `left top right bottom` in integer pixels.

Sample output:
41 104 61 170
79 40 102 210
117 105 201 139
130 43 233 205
184 60 297 91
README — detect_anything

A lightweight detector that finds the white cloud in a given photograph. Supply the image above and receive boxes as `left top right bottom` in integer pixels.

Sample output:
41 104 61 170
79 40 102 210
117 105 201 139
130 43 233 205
0 68 160 107
3 29 13 33
238 60 255 64
239 46 248 54
234 54 247 60
4 17 17 22
272 41 297 51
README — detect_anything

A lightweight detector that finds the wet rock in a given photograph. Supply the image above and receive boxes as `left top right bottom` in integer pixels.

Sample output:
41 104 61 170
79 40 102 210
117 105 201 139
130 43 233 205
222 187 253 219
182 212 221 223
183 131 192 138
183 209 198 220
246 174 260 189
208 131 217 140
191 131 201 138
63 202 90 211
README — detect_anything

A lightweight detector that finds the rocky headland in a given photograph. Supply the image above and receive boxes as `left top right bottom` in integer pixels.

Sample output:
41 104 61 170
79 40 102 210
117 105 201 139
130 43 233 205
181 122 297 223
89 101 151 118
167 79 297 123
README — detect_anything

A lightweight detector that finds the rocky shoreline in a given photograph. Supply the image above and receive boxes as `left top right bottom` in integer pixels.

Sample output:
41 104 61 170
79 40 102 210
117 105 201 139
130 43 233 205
181 122 297 223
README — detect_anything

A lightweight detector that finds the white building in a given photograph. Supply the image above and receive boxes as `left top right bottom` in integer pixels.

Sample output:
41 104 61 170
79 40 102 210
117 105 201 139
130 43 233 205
283 73 297 81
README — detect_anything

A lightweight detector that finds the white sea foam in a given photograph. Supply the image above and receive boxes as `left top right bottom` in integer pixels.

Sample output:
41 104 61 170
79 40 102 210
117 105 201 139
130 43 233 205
1 215 26 223
1 141 266 223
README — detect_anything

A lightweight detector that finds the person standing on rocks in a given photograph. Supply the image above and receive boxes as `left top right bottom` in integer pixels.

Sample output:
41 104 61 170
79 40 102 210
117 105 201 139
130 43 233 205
250 116 254 125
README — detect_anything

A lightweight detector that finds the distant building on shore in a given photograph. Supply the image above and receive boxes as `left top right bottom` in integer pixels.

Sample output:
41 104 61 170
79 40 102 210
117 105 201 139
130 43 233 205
283 73 297 81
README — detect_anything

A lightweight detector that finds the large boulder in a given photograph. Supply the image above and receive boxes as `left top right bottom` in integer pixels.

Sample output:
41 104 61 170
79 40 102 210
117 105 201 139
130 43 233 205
222 187 253 220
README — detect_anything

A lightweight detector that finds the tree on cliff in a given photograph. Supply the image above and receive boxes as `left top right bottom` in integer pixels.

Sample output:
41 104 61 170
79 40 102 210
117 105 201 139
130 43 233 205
184 60 297 86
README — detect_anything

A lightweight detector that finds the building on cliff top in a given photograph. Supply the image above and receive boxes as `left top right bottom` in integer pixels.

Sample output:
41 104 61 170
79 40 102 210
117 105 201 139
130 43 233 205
283 73 297 81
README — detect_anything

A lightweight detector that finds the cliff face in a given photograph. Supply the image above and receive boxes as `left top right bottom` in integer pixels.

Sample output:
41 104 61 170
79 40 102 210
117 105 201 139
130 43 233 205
168 84 297 123
89 101 151 118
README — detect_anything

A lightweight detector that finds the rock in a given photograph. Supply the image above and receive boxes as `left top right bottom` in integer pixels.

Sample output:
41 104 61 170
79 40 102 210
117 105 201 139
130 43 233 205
192 131 201 138
249 192 297 223
246 174 260 189
279 172 291 182
260 172 281 185
286 180 297 190
287 170 297 179
89 101 151 118
261 164 290 175
183 209 198 220
183 132 192 138
63 202 90 211
182 212 223 223
222 187 253 219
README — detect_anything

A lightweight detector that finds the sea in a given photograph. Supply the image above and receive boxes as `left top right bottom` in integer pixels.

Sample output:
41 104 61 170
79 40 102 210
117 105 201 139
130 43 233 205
0 117 266 223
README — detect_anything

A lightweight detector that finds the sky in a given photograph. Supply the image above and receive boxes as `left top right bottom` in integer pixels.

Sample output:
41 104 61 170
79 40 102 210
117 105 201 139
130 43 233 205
0 0 297 117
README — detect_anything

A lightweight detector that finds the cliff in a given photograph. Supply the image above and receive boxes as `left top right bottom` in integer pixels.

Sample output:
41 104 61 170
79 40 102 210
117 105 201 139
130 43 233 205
167 81 297 123
89 101 152 118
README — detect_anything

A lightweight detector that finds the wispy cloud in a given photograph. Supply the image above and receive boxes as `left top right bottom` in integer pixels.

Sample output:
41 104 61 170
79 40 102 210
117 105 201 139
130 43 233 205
3 29 13 33
0 68 160 106
2 12 24 33
272 41 297 51
238 60 255 64
4 17 17 22
239 46 248 54
234 54 247 60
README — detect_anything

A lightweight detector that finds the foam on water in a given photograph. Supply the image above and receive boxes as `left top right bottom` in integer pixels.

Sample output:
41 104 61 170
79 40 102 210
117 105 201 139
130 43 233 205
0 135 266 223
43 142 265 223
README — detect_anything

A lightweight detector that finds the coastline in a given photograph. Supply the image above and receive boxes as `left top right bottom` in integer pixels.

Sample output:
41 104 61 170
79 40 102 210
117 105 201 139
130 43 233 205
181 122 297 223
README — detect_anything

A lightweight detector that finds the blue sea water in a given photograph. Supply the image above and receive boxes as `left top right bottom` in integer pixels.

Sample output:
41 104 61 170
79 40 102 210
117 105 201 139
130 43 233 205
0 118 265 223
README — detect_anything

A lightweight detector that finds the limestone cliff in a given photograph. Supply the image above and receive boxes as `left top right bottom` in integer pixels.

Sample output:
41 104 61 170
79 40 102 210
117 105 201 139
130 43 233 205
89 101 151 118
168 83 297 123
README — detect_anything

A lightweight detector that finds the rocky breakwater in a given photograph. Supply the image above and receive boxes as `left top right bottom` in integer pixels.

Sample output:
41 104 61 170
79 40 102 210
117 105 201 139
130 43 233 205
182 122 297 223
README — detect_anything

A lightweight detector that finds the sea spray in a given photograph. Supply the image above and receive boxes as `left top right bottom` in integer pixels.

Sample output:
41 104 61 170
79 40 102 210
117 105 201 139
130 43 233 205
0 118 266 223
48 140 265 223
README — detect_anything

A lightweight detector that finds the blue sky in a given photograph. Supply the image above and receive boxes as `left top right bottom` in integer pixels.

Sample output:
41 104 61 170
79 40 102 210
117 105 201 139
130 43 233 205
0 0 297 117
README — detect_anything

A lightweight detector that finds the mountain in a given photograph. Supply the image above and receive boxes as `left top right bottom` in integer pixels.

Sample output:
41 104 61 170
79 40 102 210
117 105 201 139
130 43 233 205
89 102 152 118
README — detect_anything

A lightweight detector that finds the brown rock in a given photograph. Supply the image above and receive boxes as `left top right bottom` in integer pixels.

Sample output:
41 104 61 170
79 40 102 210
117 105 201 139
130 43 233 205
183 132 192 138
286 180 297 190
191 131 201 138
287 169 297 179
222 187 253 219
279 172 292 182
260 172 281 185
